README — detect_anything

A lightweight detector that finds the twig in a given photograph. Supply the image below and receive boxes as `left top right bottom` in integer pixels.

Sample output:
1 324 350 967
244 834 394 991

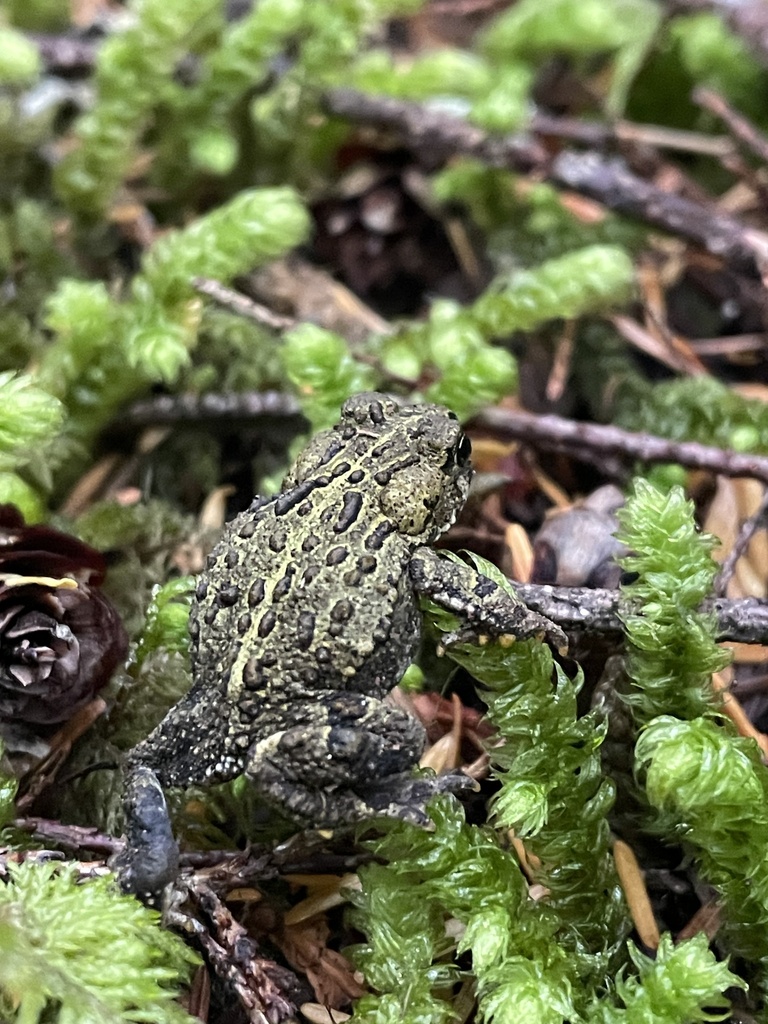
533 112 733 157
108 391 304 437
714 670 768 758
548 150 763 271
170 876 298 1024
613 839 660 950
324 88 767 272
324 88 547 171
511 583 768 645
193 277 298 331
690 333 768 356
471 406 768 485
693 87 768 166
713 486 768 596
16 698 107 811
609 313 707 375
14 817 123 857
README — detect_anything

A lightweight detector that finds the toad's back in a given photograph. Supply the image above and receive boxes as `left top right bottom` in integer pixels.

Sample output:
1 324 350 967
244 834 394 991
189 392 472 732
189 474 419 714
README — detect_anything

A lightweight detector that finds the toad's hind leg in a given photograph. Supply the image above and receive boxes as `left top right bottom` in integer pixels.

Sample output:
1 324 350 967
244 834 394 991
246 692 475 827
245 691 474 827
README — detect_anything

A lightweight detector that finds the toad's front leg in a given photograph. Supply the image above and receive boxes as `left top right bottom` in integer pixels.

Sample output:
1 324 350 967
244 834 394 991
113 684 242 894
409 547 568 651
111 764 180 895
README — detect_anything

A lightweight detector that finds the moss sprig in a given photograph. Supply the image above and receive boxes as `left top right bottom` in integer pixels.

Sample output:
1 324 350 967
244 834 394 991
614 375 768 455
0 27 41 86
589 933 744 1024
177 0 304 176
617 479 768 970
0 860 198 1023
351 48 492 102
163 0 423 181
54 0 221 216
668 13 765 121
379 245 633 420
616 479 730 722
133 577 193 671
350 796 580 1024
0 371 62 474
38 187 309 458
350 49 533 133
479 0 660 115
636 717 768 963
425 554 628 975
470 244 635 336
435 169 644 268
129 186 309 381
284 246 632 426
282 324 377 430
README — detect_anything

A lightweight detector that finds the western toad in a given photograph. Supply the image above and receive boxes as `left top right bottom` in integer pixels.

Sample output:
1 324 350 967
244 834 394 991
116 393 565 891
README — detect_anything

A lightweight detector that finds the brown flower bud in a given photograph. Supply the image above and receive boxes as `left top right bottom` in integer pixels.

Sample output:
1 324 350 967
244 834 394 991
0 505 127 726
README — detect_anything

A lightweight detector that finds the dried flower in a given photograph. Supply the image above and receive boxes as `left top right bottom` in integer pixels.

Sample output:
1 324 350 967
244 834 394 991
0 505 127 726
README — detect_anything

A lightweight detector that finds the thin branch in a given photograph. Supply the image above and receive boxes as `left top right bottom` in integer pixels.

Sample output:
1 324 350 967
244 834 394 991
171 876 298 1024
111 391 304 435
548 150 762 271
324 88 547 172
693 87 768 166
324 88 767 272
471 406 768 485
14 818 123 857
713 486 768 596
512 583 768 646
534 112 733 158
193 277 298 331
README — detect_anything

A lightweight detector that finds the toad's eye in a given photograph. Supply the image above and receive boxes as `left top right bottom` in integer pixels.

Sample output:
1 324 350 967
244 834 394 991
456 434 472 463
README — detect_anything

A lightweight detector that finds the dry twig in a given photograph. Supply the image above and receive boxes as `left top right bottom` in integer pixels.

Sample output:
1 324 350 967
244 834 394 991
694 87 768 166
472 406 768 485
169 876 298 1024
324 88 767 272
192 277 298 332
512 583 768 645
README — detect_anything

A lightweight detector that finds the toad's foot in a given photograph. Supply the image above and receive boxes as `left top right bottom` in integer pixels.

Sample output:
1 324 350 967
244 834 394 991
356 769 479 824
249 752 477 828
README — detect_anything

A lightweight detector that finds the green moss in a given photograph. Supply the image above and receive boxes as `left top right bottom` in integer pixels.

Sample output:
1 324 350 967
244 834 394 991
617 480 729 722
38 187 309 470
615 376 768 454
425 555 627 975
282 324 377 430
637 717 768 962
0 861 198 1023
0 371 62 474
55 0 221 215
589 933 744 1024
0 27 41 85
